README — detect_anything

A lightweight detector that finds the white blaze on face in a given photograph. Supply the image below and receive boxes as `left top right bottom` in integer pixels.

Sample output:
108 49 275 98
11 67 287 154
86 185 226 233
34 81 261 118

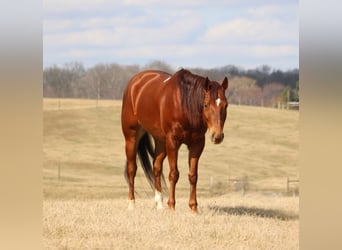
216 98 221 106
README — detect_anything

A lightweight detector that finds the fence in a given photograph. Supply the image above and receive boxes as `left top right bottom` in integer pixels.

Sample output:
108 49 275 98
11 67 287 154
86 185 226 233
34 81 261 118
209 176 299 196
286 176 299 195
287 101 299 110
43 98 120 111
277 101 299 110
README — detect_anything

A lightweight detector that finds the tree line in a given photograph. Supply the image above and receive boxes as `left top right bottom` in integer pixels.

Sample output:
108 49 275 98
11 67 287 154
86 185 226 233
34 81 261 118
43 60 299 107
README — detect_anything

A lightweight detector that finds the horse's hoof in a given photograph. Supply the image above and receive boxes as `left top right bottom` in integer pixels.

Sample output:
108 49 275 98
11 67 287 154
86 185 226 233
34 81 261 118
191 208 199 214
156 202 164 210
128 199 135 210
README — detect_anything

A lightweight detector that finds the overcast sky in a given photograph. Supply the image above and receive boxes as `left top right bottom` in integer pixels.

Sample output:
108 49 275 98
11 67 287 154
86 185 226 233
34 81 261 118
43 0 298 70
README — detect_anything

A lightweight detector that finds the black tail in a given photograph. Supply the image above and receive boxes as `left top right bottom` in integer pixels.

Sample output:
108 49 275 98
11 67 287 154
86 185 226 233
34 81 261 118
136 133 168 194
137 133 155 189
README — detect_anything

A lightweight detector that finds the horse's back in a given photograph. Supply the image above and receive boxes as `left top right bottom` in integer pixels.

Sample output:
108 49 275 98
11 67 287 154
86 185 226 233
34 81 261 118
127 70 171 89
122 70 175 138
123 70 171 109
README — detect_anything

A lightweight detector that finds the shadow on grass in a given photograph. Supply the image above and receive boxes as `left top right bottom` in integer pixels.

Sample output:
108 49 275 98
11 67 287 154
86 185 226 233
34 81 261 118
208 205 298 221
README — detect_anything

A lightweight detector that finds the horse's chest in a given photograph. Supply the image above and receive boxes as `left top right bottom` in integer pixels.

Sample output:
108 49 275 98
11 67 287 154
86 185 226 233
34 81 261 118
175 130 205 146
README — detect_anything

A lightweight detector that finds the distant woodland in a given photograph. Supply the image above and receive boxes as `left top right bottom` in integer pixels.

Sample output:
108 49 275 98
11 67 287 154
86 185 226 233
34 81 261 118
43 60 299 107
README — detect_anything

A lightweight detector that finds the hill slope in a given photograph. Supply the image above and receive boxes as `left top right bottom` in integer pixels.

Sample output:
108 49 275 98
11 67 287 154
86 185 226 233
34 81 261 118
43 99 299 199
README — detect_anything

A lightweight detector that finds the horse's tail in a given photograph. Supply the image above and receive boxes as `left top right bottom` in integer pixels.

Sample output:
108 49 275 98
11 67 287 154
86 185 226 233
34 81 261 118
137 133 155 190
123 132 167 194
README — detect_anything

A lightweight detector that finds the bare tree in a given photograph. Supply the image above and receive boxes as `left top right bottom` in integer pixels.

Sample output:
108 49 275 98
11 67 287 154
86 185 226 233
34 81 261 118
143 60 174 73
43 61 298 107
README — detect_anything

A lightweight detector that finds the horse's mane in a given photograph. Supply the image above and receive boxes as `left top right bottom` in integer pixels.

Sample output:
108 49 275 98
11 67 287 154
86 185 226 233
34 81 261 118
176 69 220 128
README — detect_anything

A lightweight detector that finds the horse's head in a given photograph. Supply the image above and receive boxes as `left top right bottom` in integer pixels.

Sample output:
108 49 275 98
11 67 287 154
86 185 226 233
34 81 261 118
203 77 229 144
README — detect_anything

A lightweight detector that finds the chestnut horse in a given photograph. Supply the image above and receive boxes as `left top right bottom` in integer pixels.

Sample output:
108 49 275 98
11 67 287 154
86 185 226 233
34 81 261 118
121 69 228 212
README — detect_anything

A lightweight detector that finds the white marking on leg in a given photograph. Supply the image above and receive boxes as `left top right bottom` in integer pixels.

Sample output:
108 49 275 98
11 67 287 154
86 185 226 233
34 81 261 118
154 191 163 210
216 98 221 106
128 199 135 210
163 76 171 83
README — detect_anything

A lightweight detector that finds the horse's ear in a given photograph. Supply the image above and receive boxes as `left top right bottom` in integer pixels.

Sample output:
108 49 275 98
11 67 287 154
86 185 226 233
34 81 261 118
204 77 210 91
222 77 228 91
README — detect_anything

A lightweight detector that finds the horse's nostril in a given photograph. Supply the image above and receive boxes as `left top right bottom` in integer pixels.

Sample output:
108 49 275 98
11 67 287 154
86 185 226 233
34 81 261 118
215 137 221 142
210 131 224 144
214 133 224 143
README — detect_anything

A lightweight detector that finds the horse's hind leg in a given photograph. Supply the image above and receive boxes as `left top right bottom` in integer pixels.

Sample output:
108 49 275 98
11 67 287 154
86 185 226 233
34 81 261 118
124 134 137 209
153 139 166 209
123 126 144 210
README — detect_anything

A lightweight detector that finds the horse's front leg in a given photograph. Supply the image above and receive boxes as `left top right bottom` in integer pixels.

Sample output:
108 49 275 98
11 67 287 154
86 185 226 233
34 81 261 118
188 138 205 213
166 136 180 210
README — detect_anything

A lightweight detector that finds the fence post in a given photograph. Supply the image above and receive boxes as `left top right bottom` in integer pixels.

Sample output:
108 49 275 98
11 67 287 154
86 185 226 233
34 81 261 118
58 163 61 180
286 177 299 196
242 176 248 196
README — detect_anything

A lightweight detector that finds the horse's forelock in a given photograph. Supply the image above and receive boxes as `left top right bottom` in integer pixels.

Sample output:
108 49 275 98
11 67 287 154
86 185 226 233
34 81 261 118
208 82 221 100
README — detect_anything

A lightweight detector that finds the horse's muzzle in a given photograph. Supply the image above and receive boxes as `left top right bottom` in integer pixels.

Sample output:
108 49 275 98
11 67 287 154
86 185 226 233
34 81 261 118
211 132 224 144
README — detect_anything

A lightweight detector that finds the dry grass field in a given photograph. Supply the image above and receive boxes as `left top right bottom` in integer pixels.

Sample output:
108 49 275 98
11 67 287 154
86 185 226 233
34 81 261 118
44 195 298 249
43 98 299 249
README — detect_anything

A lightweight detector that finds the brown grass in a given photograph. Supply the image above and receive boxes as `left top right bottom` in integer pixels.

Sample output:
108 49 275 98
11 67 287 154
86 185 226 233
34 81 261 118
44 194 298 249
43 98 299 249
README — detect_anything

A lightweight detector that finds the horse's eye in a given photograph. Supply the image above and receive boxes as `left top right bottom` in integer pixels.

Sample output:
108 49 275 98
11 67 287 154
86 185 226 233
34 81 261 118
204 103 209 109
